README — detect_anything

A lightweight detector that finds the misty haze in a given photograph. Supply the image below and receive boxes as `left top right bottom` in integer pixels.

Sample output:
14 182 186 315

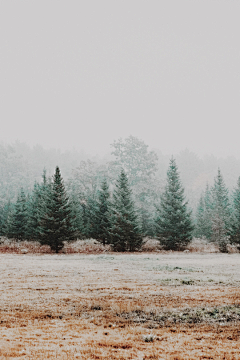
0 1 240 359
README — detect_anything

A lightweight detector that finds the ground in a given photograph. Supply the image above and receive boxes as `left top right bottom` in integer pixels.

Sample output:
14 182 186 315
0 252 240 359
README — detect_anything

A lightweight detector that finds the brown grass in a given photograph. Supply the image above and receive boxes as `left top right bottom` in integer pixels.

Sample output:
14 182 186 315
0 238 111 255
186 238 220 253
2 237 238 255
0 251 240 359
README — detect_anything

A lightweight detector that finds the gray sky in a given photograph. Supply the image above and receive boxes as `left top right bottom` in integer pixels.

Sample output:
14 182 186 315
0 1 239 157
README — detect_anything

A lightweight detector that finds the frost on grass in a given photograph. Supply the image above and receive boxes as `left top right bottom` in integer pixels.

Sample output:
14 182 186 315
1 252 240 359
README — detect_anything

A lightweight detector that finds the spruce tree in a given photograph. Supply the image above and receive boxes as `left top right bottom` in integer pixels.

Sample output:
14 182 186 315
1 201 14 237
110 169 142 252
76 198 93 239
155 157 193 250
230 176 240 248
195 194 205 237
195 184 213 239
211 168 231 252
38 166 75 253
25 182 43 240
68 193 84 239
91 178 111 245
10 188 28 240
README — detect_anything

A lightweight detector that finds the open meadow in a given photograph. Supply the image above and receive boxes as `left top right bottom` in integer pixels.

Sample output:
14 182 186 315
0 249 240 359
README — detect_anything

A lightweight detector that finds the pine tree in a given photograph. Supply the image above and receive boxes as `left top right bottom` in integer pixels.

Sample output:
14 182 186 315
91 178 112 245
195 184 213 239
38 166 75 253
1 200 14 237
155 157 193 250
110 169 142 252
230 176 240 248
195 194 205 237
211 168 231 252
10 188 28 240
68 193 84 239
75 198 93 239
25 182 43 240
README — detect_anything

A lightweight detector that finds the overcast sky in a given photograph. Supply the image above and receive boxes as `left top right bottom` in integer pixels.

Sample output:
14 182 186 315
0 1 239 157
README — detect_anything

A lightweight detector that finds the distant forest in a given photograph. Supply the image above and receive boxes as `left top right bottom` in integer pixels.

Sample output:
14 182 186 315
1 136 240 252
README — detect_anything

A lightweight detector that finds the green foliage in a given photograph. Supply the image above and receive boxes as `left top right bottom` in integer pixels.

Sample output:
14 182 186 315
155 157 194 250
10 188 28 240
110 135 159 236
38 166 76 253
195 184 213 239
90 178 112 245
211 169 231 231
230 176 240 247
110 169 142 252
0 201 14 237
210 169 231 252
25 181 46 240
195 169 232 252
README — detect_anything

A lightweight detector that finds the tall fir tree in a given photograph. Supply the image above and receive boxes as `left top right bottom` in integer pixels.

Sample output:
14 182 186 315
230 176 240 248
155 157 194 250
195 194 205 237
76 199 93 239
195 184 213 239
0 200 14 237
25 182 44 240
38 166 76 253
110 169 142 252
68 193 84 239
10 188 28 240
91 178 112 245
210 168 231 252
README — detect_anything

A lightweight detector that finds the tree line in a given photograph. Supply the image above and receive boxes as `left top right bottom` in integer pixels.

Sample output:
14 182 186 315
0 166 143 253
1 155 240 253
0 136 240 253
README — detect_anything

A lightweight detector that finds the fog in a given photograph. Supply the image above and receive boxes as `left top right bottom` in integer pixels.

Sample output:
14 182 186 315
0 1 239 157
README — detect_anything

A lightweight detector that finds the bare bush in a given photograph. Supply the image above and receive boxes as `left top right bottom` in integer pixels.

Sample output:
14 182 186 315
1 237 235 254
186 237 220 253
0 238 52 254
0 237 111 254
227 243 240 253
62 239 111 254
140 238 162 252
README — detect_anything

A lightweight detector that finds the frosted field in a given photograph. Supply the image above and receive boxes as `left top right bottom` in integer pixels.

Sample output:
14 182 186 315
0 253 240 359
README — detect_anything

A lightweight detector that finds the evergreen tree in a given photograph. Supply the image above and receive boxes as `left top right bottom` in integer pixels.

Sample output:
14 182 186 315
25 182 44 240
38 166 75 253
76 198 93 239
110 169 142 252
0 200 14 237
155 157 194 250
230 176 240 248
68 193 84 239
91 178 112 245
10 188 28 240
195 184 212 239
195 194 205 237
210 168 231 252
203 183 214 238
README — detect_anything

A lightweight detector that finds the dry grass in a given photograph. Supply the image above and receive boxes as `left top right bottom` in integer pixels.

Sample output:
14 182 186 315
186 238 220 253
0 251 240 359
0 238 111 255
140 238 162 252
2 237 238 255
